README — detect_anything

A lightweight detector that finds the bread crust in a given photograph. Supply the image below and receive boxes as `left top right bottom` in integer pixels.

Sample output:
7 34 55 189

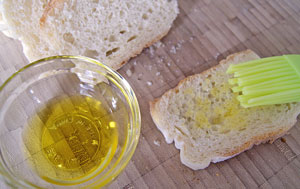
40 0 65 27
113 29 171 70
149 50 299 170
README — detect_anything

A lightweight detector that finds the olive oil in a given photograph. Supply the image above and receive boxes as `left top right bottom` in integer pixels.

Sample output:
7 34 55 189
23 94 122 184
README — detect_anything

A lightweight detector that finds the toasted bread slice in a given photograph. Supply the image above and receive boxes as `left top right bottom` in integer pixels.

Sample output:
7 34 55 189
0 0 178 69
150 50 300 170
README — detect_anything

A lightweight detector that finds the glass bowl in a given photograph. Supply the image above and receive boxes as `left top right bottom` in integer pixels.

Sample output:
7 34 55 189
0 56 141 188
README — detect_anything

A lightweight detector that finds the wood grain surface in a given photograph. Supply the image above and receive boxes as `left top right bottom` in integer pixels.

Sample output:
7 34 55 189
1 0 300 188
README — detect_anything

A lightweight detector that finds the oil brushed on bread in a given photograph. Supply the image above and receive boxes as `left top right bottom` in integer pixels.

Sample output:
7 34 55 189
150 50 300 170
0 0 178 70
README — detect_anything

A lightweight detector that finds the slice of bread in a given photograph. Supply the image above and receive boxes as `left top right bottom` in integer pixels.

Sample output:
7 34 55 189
0 0 178 69
150 50 300 170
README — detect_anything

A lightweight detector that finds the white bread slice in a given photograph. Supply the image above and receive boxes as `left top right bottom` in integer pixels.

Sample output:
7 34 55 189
150 50 300 170
0 0 178 70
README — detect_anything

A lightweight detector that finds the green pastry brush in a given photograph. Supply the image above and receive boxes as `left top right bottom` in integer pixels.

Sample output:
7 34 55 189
227 55 300 108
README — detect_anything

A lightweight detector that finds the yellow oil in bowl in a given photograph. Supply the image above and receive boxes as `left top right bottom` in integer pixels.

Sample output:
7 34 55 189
23 94 123 185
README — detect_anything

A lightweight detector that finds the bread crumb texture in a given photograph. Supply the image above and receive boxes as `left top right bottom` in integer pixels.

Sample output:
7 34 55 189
150 50 300 170
0 0 178 69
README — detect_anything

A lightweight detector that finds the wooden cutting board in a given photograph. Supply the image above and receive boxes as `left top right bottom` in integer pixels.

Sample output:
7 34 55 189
1 0 300 188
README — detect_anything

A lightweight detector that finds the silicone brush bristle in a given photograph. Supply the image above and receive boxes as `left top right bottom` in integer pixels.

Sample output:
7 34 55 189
227 55 300 107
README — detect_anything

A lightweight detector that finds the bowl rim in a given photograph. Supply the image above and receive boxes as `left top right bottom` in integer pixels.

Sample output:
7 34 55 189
0 55 141 188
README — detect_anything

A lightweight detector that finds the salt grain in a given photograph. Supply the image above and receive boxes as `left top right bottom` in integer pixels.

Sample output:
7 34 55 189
33 96 41 104
154 41 165 48
133 61 137 65
193 8 199 13
177 42 183 49
189 36 196 41
154 140 161 146
137 73 143 80
126 69 132 77
214 52 221 59
156 72 161 76
157 58 163 63
170 46 177 54
147 81 153 86
170 40 184 54
124 184 134 189
167 62 171 67
149 46 155 57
